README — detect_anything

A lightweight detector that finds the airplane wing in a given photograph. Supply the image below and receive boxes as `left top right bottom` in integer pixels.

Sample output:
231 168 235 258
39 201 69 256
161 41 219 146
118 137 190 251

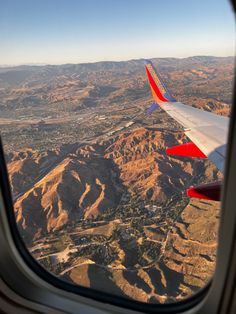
144 60 229 201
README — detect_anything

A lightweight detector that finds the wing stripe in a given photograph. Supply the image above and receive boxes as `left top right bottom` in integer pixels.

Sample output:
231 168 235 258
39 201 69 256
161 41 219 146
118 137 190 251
166 142 207 158
145 66 169 102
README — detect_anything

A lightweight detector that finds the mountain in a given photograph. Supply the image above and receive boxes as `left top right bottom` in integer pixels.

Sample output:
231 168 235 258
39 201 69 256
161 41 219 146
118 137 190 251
9 127 221 303
11 127 219 240
1 56 231 303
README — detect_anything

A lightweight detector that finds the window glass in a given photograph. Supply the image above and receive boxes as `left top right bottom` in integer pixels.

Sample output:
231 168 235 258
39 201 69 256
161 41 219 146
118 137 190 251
0 0 234 304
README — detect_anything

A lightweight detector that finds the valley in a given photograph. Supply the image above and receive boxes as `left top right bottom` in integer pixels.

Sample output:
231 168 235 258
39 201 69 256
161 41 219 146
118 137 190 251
0 56 233 303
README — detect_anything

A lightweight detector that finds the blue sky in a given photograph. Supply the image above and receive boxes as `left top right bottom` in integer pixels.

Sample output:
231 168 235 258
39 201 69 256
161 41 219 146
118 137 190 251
0 0 235 65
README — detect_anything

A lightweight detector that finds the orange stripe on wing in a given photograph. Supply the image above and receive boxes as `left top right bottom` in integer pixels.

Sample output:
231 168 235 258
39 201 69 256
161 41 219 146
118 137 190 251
150 85 165 104
145 66 168 102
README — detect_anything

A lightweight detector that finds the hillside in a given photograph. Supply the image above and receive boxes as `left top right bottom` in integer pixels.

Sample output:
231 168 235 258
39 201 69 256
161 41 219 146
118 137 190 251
10 127 220 303
1 56 232 303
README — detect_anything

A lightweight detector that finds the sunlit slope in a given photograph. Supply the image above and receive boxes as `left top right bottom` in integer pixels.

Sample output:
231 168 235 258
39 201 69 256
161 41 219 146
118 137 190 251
65 198 218 303
10 128 217 239
8 126 220 303
13 147 122 238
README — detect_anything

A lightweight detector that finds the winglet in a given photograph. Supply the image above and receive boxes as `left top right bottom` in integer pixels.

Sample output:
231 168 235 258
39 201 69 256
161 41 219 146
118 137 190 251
144 60 176 103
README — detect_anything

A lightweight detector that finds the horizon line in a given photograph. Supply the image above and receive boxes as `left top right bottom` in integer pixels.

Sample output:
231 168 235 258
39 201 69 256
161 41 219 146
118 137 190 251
0 54 234 68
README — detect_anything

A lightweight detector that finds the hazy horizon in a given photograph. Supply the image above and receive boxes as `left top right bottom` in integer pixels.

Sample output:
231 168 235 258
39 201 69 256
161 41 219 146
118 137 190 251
0 54 234 68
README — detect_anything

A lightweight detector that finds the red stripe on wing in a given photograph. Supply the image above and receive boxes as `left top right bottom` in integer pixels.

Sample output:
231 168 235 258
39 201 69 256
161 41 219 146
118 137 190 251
166 142 207 158
187 181 221 201
145 66 169 102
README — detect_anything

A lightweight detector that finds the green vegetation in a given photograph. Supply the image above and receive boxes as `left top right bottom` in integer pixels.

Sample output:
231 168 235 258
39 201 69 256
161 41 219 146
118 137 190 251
52 234 71 252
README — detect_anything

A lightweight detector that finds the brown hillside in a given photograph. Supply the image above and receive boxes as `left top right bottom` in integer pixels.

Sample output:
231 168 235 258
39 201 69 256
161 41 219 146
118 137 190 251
13 127 220 243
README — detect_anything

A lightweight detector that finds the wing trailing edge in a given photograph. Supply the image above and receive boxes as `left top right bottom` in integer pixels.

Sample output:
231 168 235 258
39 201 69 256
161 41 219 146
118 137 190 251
144 60 176 104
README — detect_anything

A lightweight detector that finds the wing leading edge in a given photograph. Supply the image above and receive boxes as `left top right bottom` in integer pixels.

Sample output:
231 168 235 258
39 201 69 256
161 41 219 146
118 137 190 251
144 60 229 201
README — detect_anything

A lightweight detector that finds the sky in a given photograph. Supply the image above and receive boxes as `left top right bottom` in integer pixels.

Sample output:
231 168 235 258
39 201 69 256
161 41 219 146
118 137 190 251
0 0 235 65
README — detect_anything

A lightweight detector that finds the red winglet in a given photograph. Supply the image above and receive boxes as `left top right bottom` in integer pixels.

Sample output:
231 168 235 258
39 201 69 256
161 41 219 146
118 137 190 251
187 181 222 201
145 66 169 103
166 142 207 158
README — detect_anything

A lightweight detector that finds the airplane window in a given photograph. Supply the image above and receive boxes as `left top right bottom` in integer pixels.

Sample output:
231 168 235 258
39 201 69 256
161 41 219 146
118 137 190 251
0 0 235 306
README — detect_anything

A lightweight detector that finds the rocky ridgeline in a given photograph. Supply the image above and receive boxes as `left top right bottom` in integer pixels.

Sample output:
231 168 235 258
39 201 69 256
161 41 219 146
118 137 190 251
8 127 220 303
10 127 217 240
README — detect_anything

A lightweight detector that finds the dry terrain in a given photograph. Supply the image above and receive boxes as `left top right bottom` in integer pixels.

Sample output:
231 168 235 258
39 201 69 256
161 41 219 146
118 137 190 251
0 56 233 303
